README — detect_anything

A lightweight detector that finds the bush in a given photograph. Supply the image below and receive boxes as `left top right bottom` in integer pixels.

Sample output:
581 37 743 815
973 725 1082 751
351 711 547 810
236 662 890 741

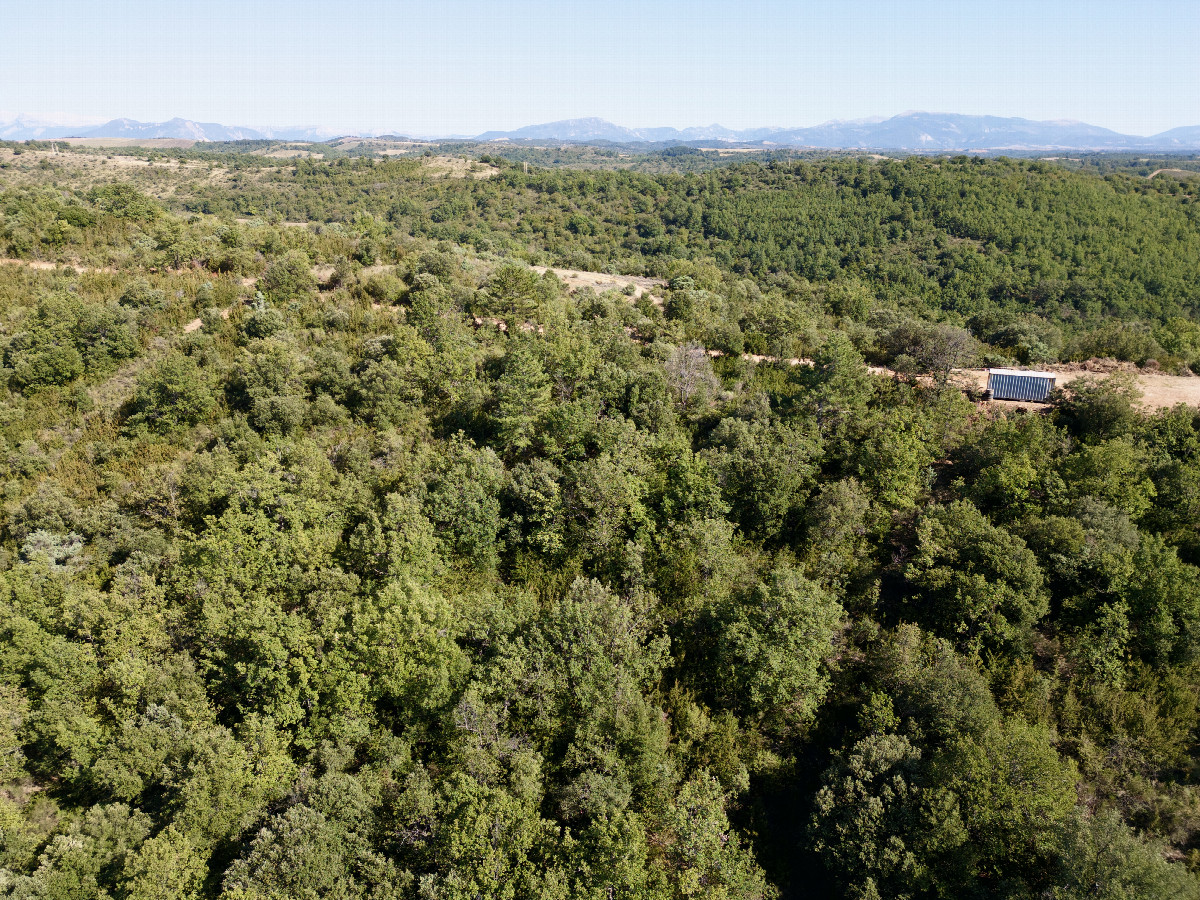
6 336 84 389
88 183 160 220
119 279 167 310
124 352 214 434
877 319 978 379
243 303 286 340
5 294 137 391
259 251 316 301
1054 374 1142 442
1068 322 1164 365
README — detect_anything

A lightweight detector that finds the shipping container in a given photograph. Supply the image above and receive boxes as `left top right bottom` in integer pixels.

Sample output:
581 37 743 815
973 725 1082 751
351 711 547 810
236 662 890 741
986 368 1057 402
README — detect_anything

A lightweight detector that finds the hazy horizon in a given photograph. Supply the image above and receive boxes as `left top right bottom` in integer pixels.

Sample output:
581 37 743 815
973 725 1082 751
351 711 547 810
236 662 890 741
4 110 1200 143
2 0 1198 137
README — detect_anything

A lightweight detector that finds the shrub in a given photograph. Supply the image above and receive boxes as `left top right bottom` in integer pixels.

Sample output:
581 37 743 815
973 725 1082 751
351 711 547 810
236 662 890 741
259 251 316 301
124 352 214 434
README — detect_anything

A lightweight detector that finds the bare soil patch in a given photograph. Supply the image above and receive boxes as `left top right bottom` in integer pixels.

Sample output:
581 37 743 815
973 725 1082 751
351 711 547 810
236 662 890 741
0 258 115 274
531 265 665 301
235 218 310 228
252 148 325 159
421 156 498 179
56 137 198 149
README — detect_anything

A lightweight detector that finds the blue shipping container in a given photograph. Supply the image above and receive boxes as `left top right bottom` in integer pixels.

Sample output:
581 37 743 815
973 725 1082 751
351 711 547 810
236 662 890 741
987 369 1057 402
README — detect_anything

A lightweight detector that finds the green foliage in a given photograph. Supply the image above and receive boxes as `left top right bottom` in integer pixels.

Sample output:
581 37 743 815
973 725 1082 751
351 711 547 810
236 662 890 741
222 804 404 900
494 345 551 457
794 332 874 438
1053 811 1200 899
139 154 1200 366
484 264 543 317
714 568 842 730
904 501 1048 653
228 338 310 434
4 294 136 391
874 318 978 380
1058 438 1157 520
811 724 950 900
812 628 1087 898
941 718 1078 885
121 826 207 900
702 418 820 540
0 152 1198 899
89 183 160 221
1055 373 1144 442
660 773 776 899
424 433 506 572
124 352 215 434
258 250 316 301
118 279 168 310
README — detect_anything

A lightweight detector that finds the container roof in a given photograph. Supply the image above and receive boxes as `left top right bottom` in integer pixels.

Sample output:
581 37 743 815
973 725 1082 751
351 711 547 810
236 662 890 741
987 368 1057 379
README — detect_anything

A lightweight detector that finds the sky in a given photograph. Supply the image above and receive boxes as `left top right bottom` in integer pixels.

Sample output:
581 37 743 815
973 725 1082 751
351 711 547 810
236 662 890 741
1 0 1197 136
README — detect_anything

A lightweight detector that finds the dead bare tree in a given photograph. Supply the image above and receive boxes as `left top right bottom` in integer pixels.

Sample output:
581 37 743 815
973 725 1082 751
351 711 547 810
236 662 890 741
665 342 720 408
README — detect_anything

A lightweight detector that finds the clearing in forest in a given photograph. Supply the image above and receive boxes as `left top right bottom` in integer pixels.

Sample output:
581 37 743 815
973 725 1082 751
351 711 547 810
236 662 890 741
531 265 664 300
951 362 1200 410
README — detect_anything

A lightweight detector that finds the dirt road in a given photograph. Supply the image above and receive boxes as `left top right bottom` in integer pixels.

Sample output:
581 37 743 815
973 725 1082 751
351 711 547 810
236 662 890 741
0 258 115 274
734 356 1200 410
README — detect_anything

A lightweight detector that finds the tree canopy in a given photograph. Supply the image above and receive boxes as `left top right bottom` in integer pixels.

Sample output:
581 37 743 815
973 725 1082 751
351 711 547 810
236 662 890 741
0 148 1197 898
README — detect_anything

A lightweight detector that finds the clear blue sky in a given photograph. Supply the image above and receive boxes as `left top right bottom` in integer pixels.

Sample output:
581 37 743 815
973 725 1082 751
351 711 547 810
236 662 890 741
1 0 1196 136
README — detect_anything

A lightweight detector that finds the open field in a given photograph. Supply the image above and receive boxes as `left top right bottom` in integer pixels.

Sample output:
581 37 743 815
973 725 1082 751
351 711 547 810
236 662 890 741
1148 167 1200 179
328 137 435 152
0 145 234 197
54 137 199 149
0 145 221 172
419 155 499 178
250 147 325 159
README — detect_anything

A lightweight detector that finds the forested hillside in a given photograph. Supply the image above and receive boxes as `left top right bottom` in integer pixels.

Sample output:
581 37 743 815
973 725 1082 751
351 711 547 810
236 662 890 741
183 155 1200 329
0 152 1199 899
8 148 1200 369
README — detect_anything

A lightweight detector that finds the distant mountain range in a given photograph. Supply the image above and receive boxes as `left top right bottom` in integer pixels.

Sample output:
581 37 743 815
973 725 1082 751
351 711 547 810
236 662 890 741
474 119 783 144
0 115 341 143
3 112 1200 151
477 113 1200 151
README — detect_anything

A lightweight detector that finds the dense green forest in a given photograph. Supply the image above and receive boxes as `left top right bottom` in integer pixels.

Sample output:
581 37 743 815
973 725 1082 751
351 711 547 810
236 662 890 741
0 150 1199 898
6 148 1200 369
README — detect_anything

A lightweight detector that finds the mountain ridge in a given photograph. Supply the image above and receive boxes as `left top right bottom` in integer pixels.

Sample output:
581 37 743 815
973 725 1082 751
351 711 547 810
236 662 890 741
478 113 1200 150
3 112 1200 150
0 116 343 142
